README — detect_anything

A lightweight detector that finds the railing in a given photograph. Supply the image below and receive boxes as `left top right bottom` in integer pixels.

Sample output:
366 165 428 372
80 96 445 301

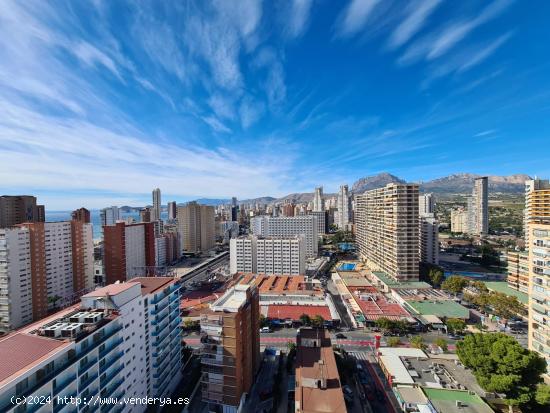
99 338 123 359
79 357 98 376
53 374 77 395
80 372 98 392
100 365 124 389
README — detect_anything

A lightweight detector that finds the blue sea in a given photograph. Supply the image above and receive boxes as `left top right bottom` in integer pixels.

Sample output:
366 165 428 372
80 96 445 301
45 210 168 240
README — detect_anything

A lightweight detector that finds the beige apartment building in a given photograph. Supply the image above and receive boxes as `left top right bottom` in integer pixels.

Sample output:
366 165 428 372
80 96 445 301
507 250 529 293
526 178 550 377
200 284 260 413
177 201 215 254
451 207 468 233
356 183 419 281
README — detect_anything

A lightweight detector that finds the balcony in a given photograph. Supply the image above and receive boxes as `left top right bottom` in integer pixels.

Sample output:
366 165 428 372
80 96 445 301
79 358 97 376
100 365 124 389
99 338 123 359
80 372 98 391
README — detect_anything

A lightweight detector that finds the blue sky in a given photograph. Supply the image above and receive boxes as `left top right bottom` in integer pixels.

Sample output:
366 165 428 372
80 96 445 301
0 0 549 209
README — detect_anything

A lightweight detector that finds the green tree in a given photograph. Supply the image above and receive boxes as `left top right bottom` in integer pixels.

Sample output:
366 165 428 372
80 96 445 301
535 384 550 406
393 320 409 333
429 268 445 287
441 276 469 295
387 337 401 347
434 338 448 352
375 317 395 331
312 315 325 327
286 341 296 352
470 280 488 293
299 314 311 326
259 314 269 328
446 318 466 334
410 336 425 349
456 333 547 411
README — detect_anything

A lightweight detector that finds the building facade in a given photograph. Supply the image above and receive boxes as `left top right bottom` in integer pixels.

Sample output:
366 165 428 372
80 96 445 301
71 207 91 224
167 201 177 221
177 202 216 254
100 206 120 227
250 215 318 258
526 178 550 376
356 183 419 281
230 235 306 275
152 188 161 222
470 177 489 235
419 214 439 265
450 207 468 233
335 184 352 230
507 250 529 293
313 187 324 212
200 285 260 413
0 195 44 228
419 193 435 215
308 211 327 235
102 222 156 284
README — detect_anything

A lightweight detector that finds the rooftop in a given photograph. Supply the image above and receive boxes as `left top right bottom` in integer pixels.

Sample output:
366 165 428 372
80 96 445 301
371 271 432 290
0 334 70 386
82 282 140 297
266 305 333 321
211 284 253 312
484 281 528 304
350 289 410 321
236 274 323 295
295 329 346 413
422 388 494 413
131 276 178 296
405 300 470 319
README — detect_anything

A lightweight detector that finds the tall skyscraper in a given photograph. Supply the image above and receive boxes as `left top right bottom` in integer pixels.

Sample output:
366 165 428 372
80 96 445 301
419 193 435 215
526 178 550 377
176 202 215 254
0 195 44 228
230 235 306 275
71 207 90 223
201 284 260 412
473 177 489 235
152 187 161 221
335 184 351 229
419 214 439 265
250 215 318 258
308 210 327 235
356 183 419 281
103 221 156 284
100 205 119 226
231 197 239 222
168 201 177 220
313 186 324 212
451 207 468 233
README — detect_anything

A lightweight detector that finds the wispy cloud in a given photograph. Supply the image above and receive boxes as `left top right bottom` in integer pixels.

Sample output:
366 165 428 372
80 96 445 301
399 0 514 65
284 0 314 39
334 0 381 38
474 129 496 137
388 0 440 49
200 116 232 133
457 32 513 73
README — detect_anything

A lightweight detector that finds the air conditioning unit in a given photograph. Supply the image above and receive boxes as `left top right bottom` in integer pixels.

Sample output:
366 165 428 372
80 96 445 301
43 323 67 337
69 312 88 323
61 323 83 338
84 312 104 324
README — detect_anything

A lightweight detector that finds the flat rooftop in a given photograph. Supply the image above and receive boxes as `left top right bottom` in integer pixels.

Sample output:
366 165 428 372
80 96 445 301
82 282 140 297
406 300 470 319
211 285 252 312
131 276 177 295
422 388 494 413
372 271 432 290
236 274 323 295
266 305 332 321
350 289 410 321
484 281 528 304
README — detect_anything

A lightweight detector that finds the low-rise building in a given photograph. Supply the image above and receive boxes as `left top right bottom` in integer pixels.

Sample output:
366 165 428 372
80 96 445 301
295 328 346 413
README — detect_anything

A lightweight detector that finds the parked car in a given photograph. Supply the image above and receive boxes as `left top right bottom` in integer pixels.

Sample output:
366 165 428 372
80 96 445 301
260 327 272 333
336 333 347 339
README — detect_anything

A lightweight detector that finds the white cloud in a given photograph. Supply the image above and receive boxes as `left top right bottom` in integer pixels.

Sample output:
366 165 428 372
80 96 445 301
285 0 314 39
335 0 381 38
239 96 265 129
201 116 232 133
388 0 440 49
73 41 122 80
457 32 512 73
427 0 513 60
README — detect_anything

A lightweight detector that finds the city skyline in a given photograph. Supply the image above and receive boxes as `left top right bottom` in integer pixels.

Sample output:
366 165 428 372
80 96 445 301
1 1 550 209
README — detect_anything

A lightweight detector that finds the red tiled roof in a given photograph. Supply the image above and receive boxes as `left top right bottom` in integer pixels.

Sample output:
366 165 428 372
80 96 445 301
267 305 332 321
353 293 410 320
0 334 70 385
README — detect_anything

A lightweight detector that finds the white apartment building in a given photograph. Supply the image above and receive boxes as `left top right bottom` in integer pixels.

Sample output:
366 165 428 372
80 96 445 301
154 236 167 267
125 224 146 279
313 187 324 212
100 206 119 226
420 214 439 265
356 183 419 281
335 184 352 230
250 215 318 258
0 227 33 331
0 277 182 413
419 193 435 215
308 211 326 235
44 222 74 308
230 235 306 275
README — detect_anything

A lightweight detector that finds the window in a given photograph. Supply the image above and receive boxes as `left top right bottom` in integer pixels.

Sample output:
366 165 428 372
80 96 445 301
16 378 28 395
